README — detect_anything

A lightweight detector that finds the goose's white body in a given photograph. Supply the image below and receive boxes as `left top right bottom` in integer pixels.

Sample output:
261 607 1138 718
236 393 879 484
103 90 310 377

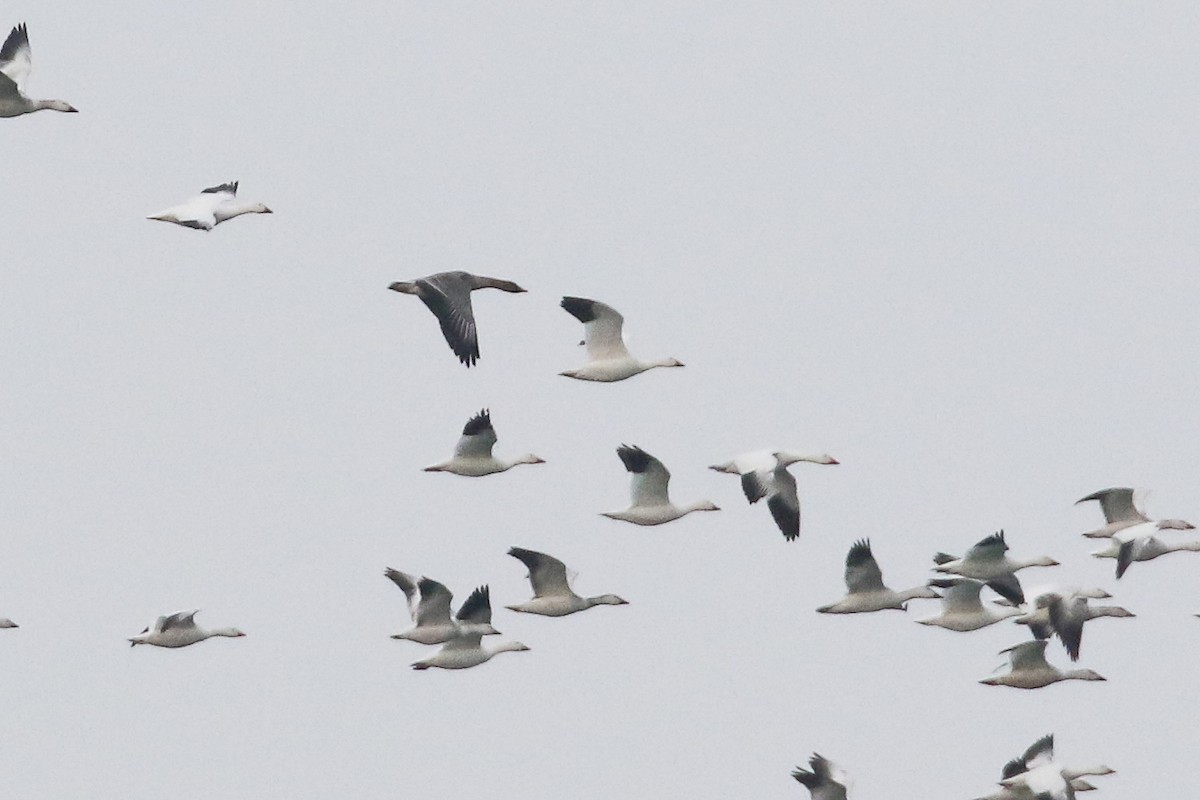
602 445 719 526
388 271 526 367
423 409 544 476
128 610 245 649
0 23 77 118
505 547 627 616
818 539 937 613
710 450 838 541
410 634 529 670
147 182 272 231
385 570 499 645
979 640 1105 690
918 578 1023 632
558 297 683 382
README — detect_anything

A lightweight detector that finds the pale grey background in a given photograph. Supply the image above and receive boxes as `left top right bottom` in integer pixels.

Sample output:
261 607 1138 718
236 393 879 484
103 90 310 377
2 2 1198 797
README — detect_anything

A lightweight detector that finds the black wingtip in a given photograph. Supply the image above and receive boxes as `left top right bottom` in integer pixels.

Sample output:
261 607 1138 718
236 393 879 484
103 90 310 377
616 444 652 473
560 296 597 323
462 409 492 436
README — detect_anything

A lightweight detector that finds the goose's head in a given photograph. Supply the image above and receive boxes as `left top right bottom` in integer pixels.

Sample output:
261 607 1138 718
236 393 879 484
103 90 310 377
1157 518 1195 531
129 626 150 647
1026 556 1060 568
690 500 721 512
1068 669 1107 682
516 454 546 466
593 594 629 606
250 204 273 215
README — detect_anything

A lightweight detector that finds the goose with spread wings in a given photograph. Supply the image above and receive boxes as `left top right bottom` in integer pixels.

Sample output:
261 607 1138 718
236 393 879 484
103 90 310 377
979 640 1105 690
710 450 839 541
1075 486 1193 539
505 547 628 616
817 539 938 613
601 445 719 526
0 23 77 118
146 182 273 231
558 297 683 382
385 570 499 645
389 271 526 367
423 409 544 476
932 531 1058 605
128 610 245 648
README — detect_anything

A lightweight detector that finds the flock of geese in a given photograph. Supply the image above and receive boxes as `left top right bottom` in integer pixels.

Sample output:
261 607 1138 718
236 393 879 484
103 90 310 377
3 20 1194 799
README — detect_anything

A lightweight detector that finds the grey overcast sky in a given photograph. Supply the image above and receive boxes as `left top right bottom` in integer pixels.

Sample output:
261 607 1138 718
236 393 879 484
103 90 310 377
2 2 1198 797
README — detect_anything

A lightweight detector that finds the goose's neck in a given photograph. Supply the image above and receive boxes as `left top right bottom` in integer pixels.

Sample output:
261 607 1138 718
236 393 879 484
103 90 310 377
33 98 77 113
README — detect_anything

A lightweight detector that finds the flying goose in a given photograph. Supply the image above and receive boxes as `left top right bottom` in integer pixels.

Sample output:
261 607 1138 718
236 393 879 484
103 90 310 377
0 23 77 118
423 409 544 476
385 570 499 645
791 753 850 800
505 547 628 616
410 633 530 670
997 734 1115 799
558 297 683 382
0 617 17 629
917 578 1023 632
715 450 838 541
1088 520 1200 578
602 445 719 526
128 610 245 648
1075 486 1193 538
979 640 1105 689
817 539 938 613
932 531 1058 605
146 182 273 231
1012 592 1134 660
388 271 526 367
1007 585 1114 638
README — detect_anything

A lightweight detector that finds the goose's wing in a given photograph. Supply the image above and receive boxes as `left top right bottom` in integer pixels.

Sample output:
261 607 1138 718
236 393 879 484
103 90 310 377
453 409 497 458
440 631 483 651
508 547 571 597
987 573 1026 606
845 539 885 593
1048 595 1085 661
791 753 848 800
560 297 629 360
617 445 670 507
966 530 1009 561
1022 734 1055 770
0 23 32 90
414 578 454 627
455 586 492 625
766 467 800 541
1005 640 1050 671
741 469 771 504
928 577 984 611
159 610 199 632
384 568 420 622
1076 487 1148 525
418 272 479 366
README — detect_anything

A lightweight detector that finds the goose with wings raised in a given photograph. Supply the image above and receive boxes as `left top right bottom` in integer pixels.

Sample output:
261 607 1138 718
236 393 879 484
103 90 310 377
932 531 1058 605
146 181 273 231
0 23 77 118
385 570 500 645
601 445 719 526
916 577 1023 632
558 297 683 382
979 640 1105 689
389 271 526 367
505 547 628 616
128 610 245 648
423 409 544 476
817 539 938 613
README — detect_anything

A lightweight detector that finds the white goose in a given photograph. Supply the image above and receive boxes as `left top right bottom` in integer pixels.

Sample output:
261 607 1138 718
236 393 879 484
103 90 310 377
505 547 628 616
423 409 544 476
997 734 1115 800
384 570 499 645
147 182 273 231
128 610 245 649
709 450 838 541
0 23 77 118
1017 593 1134 661
602 444 719 526
917 578 1023 632
817 539 938 613
0 617 17 629
979 640 1105 690
1075 486 1193 538
933 531 1058 605
388 271 526 367
1089 519 1200 578
1007 585 1114 638
558 297 684 382
791 753 850 800
410 634 530 671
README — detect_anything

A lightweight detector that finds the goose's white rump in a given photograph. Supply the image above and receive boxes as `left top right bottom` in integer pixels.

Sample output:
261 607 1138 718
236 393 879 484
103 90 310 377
0 23 77 117
128 610 245 649
558 296 683 382
146 181 273 231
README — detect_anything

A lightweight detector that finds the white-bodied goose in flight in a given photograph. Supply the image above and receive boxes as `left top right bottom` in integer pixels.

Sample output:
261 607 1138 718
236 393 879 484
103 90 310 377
1075 486 1193 539
0 23 77 117
423 409 544 476
410 633 530 671
128 610 245 648
979 640 1105 690
558 297 683 382
505 547 628 616
384 570 499 645
817 539 938 613
791 753 850 800
710 450 838 541
146 182 273 231
0 617 17 629
388 271 526 367
996 734 1115 800
917 577 1023 632
932 531 1058 605
1090 520 1200 578
602 445 719 526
